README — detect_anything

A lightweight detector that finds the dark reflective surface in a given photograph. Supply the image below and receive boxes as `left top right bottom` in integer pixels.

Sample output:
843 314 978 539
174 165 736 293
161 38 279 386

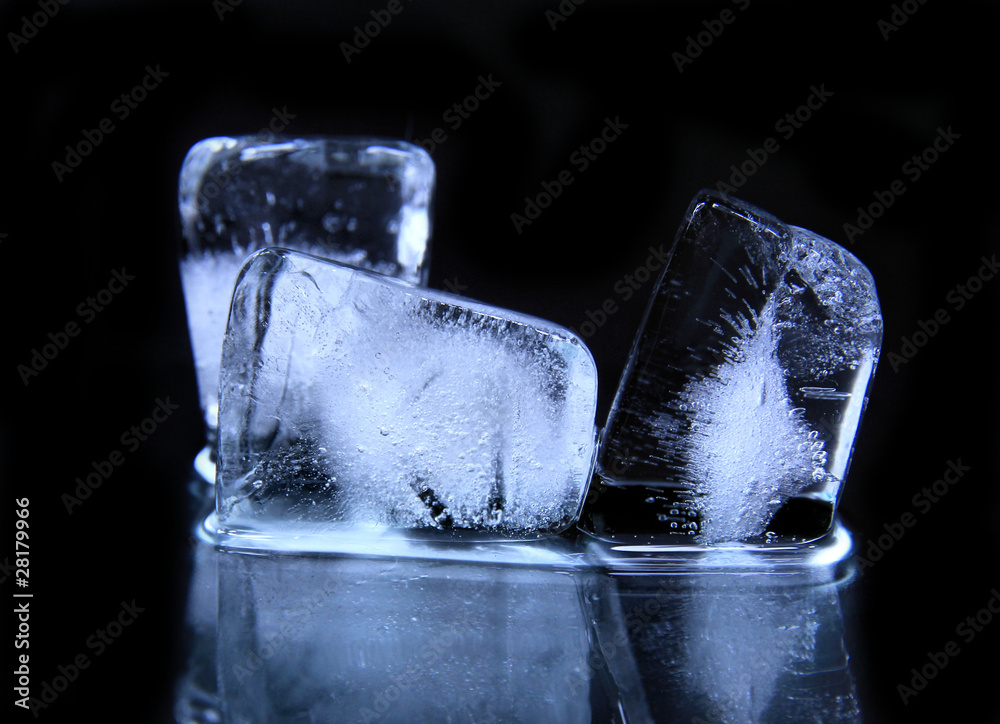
177 477 862 724
583 573 859 723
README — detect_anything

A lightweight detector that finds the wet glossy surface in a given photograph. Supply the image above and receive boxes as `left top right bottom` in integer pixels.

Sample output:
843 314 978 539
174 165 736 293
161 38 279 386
178 476 863 724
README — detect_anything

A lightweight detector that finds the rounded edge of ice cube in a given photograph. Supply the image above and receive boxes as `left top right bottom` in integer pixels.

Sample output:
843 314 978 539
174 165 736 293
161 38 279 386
178 136 240 249
688 188 787 233
579 515 855 576
237 246 601 391
198 511 590 569
787 224 883 337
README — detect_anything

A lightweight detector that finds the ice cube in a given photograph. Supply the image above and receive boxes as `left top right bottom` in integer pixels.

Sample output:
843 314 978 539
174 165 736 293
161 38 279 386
178 136 434 438
214 249 598 542
589 190 882 544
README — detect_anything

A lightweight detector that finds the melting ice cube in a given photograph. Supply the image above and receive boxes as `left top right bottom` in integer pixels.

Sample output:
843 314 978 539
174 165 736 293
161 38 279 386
178 136 434 436
589 190 882 545
214 249 598 541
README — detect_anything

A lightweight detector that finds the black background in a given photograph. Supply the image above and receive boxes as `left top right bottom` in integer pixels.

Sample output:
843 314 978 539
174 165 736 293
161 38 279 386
2 1 998 722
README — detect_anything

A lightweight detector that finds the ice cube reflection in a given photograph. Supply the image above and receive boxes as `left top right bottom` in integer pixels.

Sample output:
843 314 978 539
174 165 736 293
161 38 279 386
583 569 860 723
215 551 594 723
174 535 861 723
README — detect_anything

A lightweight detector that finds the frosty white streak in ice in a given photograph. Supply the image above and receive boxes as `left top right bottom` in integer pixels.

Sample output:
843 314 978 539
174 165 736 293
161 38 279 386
650 293 825 544
216 250 598 537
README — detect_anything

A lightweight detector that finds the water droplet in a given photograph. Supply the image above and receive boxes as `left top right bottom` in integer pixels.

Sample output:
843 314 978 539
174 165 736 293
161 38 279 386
266 191 276 206
346 217 358 232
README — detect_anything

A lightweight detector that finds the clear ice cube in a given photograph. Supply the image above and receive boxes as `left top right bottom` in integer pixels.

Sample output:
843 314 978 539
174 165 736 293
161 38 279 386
590 190 882 545
214 249 598 541
178 135 434 434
